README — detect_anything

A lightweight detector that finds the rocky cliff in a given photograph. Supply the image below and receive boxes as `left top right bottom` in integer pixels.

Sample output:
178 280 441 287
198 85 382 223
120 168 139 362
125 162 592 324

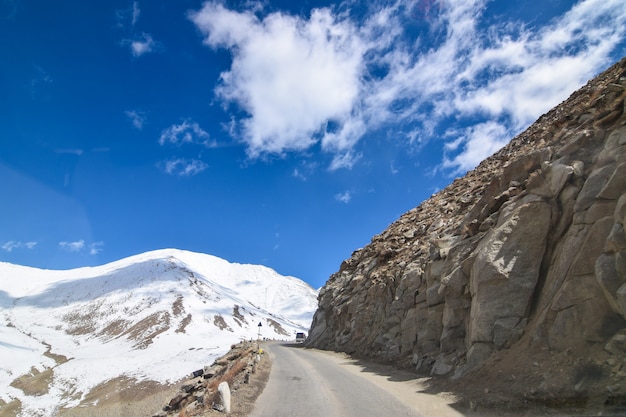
307 57 626 408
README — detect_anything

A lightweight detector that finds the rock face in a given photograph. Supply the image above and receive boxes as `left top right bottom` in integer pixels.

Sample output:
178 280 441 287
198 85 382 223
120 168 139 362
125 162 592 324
307 57 626 405
154 341 263 417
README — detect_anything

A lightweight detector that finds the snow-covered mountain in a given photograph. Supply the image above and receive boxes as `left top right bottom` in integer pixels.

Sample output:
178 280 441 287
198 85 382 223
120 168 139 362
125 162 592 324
0 249 318 416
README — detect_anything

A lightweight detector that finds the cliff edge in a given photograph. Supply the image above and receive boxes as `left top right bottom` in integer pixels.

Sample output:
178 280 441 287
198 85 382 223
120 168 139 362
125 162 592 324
307 57 626 410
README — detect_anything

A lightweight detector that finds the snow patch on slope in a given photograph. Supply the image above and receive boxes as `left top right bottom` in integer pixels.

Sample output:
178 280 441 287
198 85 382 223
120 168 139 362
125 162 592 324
0 249 318 416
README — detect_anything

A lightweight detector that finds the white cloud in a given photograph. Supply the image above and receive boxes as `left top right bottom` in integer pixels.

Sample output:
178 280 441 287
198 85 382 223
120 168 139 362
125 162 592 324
131 1 140 26
189 3 365 158
125 110 146 129
30 65 52 96
59 240 85 252
55 148 84 156
453 0 626 130
2 241 37 252
88 242 104 255
123 33 158 57
162 158 208 176
58 240 103 255
159 120 212 147
335 191 352 204
116 1 141 28
442 121 511 174
329 150 362 171
191 0 626 173
3 241 20 252
292 160 319 181
159 121 211 177
117 3 155 58
292 168 306 181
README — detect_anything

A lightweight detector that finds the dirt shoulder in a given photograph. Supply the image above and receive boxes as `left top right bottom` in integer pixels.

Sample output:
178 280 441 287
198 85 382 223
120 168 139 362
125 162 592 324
56 341 271 417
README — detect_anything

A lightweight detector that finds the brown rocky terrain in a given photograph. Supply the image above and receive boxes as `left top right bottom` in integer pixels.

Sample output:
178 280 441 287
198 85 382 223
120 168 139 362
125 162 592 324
152 341 270 417
48 341 270 417
307 56 626 413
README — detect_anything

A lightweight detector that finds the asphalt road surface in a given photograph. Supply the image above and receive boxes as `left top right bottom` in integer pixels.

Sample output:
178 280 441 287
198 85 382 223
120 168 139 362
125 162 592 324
249 342 429 417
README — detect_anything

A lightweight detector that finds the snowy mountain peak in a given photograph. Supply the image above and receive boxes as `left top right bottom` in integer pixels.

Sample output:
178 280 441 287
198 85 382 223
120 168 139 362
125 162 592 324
0 249 318 416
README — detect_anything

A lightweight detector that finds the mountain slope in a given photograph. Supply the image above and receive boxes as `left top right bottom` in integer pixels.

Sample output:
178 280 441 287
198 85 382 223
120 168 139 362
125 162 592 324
0 249 317 416
307 57 626 409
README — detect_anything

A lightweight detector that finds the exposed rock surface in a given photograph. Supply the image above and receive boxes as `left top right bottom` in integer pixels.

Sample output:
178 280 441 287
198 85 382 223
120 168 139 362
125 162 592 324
153 341 267 417
307 57 626 410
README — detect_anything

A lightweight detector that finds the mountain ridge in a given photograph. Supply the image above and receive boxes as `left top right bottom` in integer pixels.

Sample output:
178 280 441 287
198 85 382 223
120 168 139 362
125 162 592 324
0 248 317 416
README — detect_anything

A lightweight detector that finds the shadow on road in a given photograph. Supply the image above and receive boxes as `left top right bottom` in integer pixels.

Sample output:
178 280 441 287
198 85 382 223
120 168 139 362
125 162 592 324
279 342 307 348
281 344 626 417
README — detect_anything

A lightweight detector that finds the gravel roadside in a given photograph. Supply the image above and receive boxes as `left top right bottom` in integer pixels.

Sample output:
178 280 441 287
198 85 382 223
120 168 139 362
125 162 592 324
56 347 271 417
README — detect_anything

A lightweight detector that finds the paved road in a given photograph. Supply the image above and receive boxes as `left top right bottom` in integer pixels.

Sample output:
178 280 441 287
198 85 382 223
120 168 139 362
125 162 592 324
249 342 426 417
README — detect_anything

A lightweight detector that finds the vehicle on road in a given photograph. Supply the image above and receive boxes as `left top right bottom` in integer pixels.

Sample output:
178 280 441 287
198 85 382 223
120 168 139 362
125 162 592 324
295 332 306 343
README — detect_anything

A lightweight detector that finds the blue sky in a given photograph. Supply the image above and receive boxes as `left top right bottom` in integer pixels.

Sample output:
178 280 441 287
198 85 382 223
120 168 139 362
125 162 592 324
1 0 625 289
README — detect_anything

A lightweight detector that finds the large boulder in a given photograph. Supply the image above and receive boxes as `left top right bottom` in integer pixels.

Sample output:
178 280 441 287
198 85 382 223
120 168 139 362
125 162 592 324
468 196 551 345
